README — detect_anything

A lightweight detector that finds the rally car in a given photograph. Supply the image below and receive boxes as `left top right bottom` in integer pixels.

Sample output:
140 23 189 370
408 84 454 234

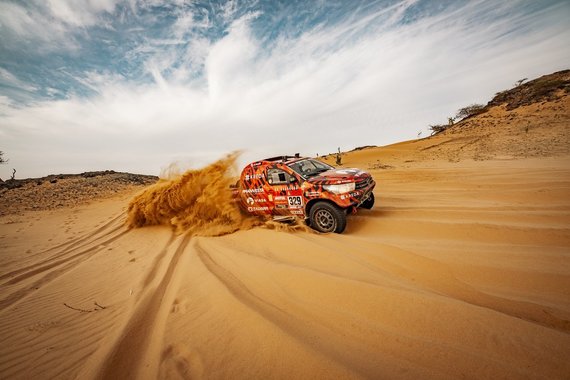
233 154 376 233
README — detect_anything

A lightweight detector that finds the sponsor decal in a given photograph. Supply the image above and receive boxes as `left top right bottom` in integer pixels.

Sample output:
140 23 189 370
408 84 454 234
247 206 269 212
272 185 298 192
275 204 287 209
274 196 286 201
246 197 267 204
291 209 304 215
340 191 363 200
268 194 273 202
242 188 264 194
245 173 264 181
305 191 320 197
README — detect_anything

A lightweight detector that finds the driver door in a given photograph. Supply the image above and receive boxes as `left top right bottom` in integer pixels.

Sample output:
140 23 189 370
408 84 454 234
266 168 304 217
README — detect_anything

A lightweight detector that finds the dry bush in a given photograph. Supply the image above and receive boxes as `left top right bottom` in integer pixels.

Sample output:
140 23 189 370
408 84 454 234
456 104 486 121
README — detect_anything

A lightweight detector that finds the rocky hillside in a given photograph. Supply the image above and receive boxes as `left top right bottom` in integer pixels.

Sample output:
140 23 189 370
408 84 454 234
487 69 570 110
0 171 157 216
420 70 570 162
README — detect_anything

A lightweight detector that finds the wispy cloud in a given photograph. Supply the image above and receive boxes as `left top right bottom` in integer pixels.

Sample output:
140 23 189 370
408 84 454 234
0 68 38 93
0 0 121 53
0 0 569 178
45 0 118 27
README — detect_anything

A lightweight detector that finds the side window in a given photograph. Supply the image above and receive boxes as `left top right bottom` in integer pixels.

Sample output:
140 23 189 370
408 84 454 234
267 169 290 185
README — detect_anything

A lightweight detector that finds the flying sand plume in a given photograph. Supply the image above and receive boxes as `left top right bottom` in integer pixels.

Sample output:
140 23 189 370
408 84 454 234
127 152 308 236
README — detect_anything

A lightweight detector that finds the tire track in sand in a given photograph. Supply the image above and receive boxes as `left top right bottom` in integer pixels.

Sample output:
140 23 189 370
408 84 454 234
306 232 570 334
0 213 125 283
0 215 128 311
94 233 192 379
194 240 393 379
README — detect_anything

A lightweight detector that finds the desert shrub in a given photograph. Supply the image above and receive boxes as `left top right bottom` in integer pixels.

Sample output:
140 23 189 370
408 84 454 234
488 70 570 110
429 124 448 135
455 104 486 120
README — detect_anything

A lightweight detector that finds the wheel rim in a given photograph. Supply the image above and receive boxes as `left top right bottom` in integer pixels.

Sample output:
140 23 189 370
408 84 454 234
315 208 335 232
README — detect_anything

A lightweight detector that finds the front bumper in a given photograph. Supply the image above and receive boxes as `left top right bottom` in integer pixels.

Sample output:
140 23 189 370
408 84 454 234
346 180 376 208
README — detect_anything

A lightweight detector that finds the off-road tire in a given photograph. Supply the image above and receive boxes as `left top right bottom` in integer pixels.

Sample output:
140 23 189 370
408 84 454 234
309 201 347 233
360 193 375 209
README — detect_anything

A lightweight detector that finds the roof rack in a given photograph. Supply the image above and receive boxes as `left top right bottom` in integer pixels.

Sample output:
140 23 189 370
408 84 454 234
262 153 301 162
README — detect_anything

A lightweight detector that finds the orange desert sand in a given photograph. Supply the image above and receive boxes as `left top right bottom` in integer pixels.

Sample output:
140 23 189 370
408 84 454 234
1 77 569 379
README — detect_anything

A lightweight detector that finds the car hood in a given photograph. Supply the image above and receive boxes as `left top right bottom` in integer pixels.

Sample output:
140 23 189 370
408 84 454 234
307 168 371 184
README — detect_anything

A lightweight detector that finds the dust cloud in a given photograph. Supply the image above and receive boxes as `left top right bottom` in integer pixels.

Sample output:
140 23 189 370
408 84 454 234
127 153 258 236
127 153 308 236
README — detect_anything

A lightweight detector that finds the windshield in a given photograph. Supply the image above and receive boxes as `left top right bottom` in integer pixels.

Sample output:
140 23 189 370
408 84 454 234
288 159 334 178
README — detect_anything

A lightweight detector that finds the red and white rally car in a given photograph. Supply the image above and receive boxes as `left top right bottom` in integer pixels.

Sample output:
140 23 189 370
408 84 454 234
233 154 376 233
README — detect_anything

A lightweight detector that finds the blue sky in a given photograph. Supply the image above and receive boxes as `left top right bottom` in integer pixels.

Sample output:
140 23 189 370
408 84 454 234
1 0 569 178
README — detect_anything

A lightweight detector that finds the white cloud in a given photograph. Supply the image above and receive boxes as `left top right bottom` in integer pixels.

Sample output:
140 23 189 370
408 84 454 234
1 0 569 179
205 16 260 100
172 9 196 38
0 2 68 46
220 0 239 22
46 0 118 27
0 68 38 93
0 0 120 52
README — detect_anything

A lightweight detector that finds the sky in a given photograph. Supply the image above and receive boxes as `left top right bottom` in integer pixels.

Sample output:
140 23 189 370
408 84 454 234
0 0 569 179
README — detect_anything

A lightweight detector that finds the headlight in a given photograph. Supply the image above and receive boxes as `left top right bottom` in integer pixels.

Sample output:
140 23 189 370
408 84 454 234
323 182 355 194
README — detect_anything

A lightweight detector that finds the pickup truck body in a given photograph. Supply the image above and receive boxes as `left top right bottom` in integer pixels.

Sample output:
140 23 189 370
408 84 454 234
233 155 376 233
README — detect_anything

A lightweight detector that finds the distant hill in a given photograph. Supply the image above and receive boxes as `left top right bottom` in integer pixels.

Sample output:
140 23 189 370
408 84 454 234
417 69 570 162
487 69 570 110
0 171 157 215
331 69 570 166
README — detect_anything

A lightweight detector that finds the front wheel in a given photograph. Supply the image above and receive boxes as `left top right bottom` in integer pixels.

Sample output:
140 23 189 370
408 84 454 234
360 193 375 209
309 201 347 233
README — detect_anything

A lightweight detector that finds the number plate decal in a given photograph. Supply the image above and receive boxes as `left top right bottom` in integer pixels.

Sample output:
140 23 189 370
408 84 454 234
287 196 303 208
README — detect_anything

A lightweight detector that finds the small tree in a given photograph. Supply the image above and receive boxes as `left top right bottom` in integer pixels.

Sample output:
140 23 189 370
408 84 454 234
429 124 447 135
455 104 485 121
514 78 528 87
0 151 7 164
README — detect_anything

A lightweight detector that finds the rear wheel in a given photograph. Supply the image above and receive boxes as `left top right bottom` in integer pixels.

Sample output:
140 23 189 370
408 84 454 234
309 201 346 233
360 193 375 209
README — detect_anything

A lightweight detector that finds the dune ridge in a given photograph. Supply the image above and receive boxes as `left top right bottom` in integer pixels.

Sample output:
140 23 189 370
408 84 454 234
1 73 570 379
1 154 568 379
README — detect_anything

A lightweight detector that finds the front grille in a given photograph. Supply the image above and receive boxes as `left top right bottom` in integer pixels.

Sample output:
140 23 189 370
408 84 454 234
355 177 371 190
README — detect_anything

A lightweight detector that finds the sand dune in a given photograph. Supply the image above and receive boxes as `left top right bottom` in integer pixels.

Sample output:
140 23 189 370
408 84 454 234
1 151 569 379
1 84 570 379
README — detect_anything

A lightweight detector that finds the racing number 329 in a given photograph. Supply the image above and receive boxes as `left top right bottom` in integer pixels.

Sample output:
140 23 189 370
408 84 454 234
288 196 303 208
